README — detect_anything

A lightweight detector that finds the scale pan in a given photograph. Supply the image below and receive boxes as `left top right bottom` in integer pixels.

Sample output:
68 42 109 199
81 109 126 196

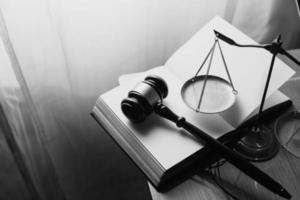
181 75 237 114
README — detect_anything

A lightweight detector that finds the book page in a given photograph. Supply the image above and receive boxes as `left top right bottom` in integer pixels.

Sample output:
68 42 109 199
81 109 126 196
165 16 295 127
102 67 234 169
118 72 144 85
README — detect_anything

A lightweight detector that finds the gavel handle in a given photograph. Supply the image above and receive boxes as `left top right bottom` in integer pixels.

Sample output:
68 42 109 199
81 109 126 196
153 103 291 199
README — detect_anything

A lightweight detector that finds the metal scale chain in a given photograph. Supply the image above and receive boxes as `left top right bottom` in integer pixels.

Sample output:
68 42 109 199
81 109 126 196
192 38 237 112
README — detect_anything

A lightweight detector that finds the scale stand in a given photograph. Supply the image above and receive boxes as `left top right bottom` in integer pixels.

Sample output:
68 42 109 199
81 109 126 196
214 31 300 161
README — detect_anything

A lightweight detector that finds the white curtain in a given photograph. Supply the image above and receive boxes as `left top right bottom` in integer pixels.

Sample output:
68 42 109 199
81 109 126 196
0 0 299 199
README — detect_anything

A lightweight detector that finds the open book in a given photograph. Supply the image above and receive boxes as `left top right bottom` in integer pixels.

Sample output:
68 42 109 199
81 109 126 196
92 16 295 192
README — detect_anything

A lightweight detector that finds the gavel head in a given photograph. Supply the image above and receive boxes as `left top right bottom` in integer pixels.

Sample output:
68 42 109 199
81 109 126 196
121 75 168 122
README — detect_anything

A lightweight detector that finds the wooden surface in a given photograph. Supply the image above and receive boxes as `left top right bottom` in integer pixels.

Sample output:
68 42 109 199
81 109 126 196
149 49 300 200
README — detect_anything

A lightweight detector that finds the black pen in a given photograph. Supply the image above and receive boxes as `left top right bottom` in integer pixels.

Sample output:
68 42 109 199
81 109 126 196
225 99 292 144
154 103 291 199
